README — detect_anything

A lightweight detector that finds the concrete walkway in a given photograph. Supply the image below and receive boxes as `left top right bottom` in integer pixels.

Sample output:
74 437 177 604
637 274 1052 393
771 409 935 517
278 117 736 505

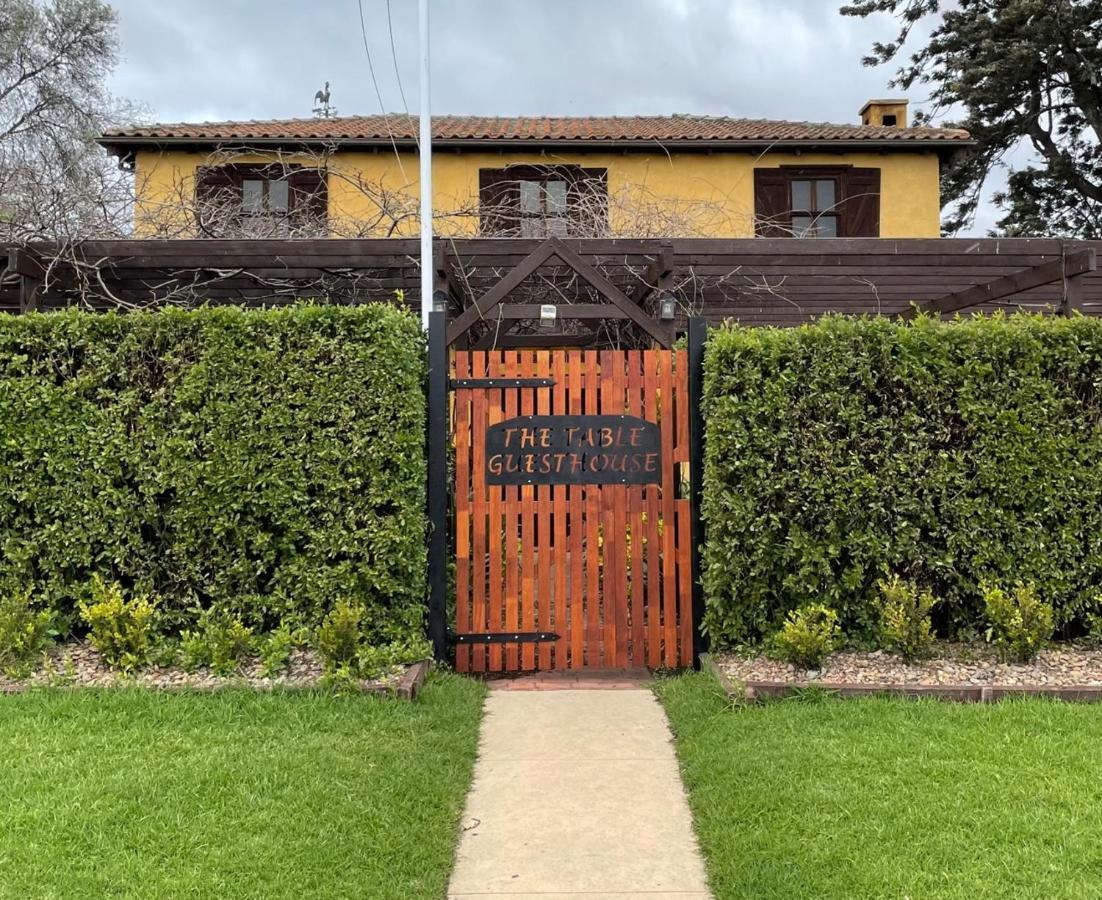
448 683 712 900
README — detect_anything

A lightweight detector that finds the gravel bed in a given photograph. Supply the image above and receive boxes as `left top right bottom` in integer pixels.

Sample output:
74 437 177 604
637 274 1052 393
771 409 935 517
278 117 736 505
0 640 407 693
716 646 1102 687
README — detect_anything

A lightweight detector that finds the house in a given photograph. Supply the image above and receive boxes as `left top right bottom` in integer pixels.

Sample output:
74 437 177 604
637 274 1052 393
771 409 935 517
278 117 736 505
97 100 973 240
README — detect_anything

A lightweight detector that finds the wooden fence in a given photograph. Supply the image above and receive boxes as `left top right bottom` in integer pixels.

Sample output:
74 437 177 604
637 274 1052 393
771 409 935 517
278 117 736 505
2 238 1099 343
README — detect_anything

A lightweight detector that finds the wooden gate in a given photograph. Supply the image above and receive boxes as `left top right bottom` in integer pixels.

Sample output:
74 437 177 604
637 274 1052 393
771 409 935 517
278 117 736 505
452 349 694 672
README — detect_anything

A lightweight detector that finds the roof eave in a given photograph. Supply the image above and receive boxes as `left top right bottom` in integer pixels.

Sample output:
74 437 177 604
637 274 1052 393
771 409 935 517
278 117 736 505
97 134 977 158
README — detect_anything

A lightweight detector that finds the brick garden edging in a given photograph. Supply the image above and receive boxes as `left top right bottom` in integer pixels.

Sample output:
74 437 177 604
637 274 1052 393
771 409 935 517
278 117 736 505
396 659 432 699
700 654 1102 704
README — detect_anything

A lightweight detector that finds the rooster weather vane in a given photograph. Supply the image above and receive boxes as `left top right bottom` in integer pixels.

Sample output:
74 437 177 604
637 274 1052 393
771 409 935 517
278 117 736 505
313 81 337 118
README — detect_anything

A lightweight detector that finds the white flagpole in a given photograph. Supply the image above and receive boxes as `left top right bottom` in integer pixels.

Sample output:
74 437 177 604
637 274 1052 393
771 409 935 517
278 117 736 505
418 0 432 330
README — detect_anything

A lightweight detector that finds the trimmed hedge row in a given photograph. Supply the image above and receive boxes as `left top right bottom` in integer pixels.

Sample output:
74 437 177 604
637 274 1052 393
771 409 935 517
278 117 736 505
701 314 1102 645
0 305 426 644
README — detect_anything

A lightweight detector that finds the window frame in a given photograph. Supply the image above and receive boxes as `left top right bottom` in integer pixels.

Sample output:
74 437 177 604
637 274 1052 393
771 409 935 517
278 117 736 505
479 165 608 237
789 176 839 238
195 163 327 237
753 165 881 238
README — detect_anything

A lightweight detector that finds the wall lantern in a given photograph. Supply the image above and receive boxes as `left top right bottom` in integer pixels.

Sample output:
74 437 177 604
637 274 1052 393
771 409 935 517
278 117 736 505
539 304 557 329
432 290 450 313
658 293 678 321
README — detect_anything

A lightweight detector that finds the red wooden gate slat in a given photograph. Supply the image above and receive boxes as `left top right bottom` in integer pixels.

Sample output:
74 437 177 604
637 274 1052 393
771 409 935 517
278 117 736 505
536 351 553 670
454 347 692 672
552 352 568 669
598 351 614 667
503 351 520 672
567 352 585 669
643 352 662 668
489 350 504 674
583 350 601 667
519 352 536 671
626 351 645 667
609 352 630 668
470 352 488 673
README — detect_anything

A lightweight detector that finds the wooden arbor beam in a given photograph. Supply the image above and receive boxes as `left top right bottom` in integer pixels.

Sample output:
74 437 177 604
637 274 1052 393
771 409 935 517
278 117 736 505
471 328 598 350
903 248 1097 319
549 239 671 347
445 237 671 348
631 241 675 305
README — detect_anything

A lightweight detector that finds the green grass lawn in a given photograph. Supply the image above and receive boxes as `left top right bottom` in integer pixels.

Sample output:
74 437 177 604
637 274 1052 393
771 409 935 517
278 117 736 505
657 673 1102 900
0 673 485 900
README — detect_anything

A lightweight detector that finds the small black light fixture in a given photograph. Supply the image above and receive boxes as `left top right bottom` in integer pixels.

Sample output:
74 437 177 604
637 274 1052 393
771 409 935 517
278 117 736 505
539 304 557 329
658 293 678 321
432 290 450 313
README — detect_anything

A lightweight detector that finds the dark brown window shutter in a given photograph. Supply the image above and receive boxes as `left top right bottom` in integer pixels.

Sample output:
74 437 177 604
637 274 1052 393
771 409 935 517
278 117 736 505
288 168 328 229
195 165 243 236
479 169 520 236
567 167 608 236
842 167 880 237
754 169 792 237
197 165 242 201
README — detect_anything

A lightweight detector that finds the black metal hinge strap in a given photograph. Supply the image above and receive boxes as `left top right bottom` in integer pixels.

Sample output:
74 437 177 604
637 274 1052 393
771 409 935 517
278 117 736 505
452 631 561 644
450 378 555 389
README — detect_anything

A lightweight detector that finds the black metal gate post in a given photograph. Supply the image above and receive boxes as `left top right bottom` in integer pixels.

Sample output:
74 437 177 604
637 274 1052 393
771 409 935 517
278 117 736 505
426 310 449 662
687 317 709 668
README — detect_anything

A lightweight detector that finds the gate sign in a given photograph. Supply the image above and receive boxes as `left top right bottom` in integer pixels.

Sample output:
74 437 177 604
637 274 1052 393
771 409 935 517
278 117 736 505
485 415 661 486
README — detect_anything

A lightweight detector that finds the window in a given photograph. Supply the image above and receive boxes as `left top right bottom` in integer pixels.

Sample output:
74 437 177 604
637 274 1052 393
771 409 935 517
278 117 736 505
195 164 327 237
242 178 290 218
790 178 838 237
518 178 568 237
754 166 880 238
479 166 607 237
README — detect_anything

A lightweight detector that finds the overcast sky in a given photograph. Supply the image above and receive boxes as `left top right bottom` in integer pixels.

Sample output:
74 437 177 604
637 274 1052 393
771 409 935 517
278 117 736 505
104 0 1005 232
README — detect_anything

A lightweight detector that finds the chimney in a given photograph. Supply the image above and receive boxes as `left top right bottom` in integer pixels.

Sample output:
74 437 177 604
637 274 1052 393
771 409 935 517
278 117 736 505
859 99 908 128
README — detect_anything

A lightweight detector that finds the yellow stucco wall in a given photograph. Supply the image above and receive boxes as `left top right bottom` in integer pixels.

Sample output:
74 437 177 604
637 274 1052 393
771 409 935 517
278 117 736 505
132 147 943 238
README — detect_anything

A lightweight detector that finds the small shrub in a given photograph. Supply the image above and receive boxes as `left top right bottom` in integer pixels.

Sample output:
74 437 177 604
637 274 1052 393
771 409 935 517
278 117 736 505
259 624 295 678
316 598 364 674
79 577 157 671
877 575 937 662
181 609 253 675
983 582 1054 663
357 634 434 680
149 636 180 669
770 604 839 669
0 587 57 677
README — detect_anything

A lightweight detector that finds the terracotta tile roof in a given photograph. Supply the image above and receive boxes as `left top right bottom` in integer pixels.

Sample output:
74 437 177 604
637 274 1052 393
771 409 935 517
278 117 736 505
99 114 971 145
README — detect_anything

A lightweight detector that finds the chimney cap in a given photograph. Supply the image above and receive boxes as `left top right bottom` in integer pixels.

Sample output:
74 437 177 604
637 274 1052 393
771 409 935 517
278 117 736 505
860 98 909 116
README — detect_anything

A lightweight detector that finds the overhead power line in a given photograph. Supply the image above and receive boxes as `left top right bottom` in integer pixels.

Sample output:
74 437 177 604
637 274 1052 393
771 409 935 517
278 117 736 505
357 0 409 180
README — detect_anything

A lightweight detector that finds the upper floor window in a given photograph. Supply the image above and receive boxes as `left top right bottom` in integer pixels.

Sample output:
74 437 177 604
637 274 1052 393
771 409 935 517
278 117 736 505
754 166 880 237
790 177 838 237
479 165 607 237
195 163 327 237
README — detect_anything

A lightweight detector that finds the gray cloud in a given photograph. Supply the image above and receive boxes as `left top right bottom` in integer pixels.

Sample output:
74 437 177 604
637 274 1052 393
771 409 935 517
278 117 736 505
107 0 909 124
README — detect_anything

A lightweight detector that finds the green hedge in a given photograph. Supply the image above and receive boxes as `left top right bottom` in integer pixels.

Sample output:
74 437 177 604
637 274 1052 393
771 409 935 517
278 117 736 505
0 305 426 642
701 314 1102 645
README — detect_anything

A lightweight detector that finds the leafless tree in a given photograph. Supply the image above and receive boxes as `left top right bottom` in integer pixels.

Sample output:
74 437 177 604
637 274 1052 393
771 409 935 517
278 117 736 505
0 0 138 243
